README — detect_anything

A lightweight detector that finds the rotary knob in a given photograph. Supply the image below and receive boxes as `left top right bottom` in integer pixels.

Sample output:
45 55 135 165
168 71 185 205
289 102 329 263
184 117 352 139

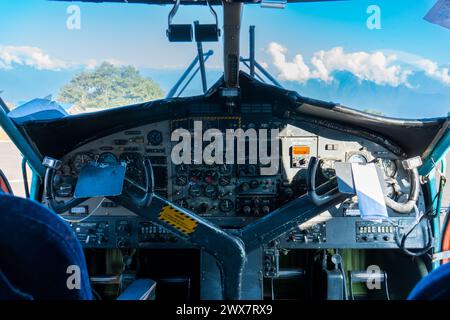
242 206 251 215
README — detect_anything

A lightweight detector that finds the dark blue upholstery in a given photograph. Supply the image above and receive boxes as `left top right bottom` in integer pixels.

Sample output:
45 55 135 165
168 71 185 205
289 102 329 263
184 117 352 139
408 262 450 300
0 194 93 300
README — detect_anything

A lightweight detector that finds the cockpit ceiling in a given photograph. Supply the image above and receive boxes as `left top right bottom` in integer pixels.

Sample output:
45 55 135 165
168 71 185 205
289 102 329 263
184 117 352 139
18 73 449 159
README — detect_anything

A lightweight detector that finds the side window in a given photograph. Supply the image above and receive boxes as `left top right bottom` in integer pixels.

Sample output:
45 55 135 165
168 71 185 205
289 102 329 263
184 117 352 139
0 126 31 197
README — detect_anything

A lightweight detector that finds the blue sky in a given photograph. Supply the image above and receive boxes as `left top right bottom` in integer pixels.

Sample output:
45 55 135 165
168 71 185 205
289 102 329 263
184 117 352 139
0 0 449 118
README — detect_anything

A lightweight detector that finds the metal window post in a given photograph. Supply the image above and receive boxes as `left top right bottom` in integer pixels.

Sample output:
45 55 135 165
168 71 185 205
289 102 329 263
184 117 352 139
0 97 46 178
194 21 208 94
249 25 255 77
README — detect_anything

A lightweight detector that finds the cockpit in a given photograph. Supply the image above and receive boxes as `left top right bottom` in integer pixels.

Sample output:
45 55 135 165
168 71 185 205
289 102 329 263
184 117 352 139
0 0 449 304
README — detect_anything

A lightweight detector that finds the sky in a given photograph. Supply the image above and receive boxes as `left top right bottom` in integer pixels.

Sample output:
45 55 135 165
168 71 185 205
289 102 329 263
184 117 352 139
0 0 449 118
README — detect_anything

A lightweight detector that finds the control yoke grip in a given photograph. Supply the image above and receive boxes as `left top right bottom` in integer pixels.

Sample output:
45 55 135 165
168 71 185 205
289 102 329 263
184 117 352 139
43 156 154 214
307 156 341 206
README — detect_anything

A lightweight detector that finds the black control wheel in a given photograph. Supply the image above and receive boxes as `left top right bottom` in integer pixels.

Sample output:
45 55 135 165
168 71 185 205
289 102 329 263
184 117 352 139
43 156 155 214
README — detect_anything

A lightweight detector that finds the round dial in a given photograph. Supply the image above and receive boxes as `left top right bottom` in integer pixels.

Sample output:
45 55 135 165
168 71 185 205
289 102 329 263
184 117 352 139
175 164 188 174
204 171 219 184
219 199 234 213
189 184 203 197
190 170 202 183
385 183 396 199
219 175 232 186
72 152 94 174
320 159 338 179
147 130 163 146
175 175 188 186
218 164 232 175
176 199 189 208
348 154 368 164
381 159 397 177
99 152 118 165
204 185 218 198
247 164 257 175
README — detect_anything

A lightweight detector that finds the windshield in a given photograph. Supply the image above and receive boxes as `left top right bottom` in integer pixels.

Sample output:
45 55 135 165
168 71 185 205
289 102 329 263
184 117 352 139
0 0 449 119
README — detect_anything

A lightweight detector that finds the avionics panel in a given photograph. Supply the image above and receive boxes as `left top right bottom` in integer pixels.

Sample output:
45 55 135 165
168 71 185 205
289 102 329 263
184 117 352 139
49 114 428 250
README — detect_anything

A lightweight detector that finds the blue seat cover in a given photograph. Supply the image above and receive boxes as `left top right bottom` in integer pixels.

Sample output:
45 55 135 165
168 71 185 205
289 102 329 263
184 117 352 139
0 194 92 300
408 262 450 300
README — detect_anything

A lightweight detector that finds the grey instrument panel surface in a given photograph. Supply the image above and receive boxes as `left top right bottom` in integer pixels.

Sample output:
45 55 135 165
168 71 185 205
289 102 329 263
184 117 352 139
50 117 427 249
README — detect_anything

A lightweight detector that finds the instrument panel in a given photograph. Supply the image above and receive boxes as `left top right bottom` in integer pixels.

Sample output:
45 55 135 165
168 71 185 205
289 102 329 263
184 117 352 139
47 114 428 250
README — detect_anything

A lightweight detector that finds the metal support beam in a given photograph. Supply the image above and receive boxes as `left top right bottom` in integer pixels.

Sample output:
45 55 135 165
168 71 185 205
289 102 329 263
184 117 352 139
194 21 208 93
223 1 242 88
166 50 214 98
240 59 265 83
0 97 46 177
249 25 255 77
254 61 283 88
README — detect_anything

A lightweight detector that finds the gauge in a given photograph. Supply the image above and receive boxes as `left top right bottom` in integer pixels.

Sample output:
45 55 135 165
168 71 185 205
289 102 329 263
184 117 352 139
219 164 232 175
385 183 396 199
72 152 94 173
176 199 189 208
219 199 234 213
53 175 75 197
147 130 163 146
247 164 257 175
348 154 368 164
190 170 202 183
99 152 118 165
119 152 145 185
189 184 203 197
175 175 188 186
320 159 338 179
219 175 232 186
204 171 219 184
381 159 397 177
175 164 188 174
204 185 218 198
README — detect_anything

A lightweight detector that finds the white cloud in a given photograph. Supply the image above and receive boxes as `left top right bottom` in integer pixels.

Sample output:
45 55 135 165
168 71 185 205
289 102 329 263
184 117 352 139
311 47 412 86
0 45 125 71
414 59 450 85
267 42 311 82
0 46 70 70
267 42 450 87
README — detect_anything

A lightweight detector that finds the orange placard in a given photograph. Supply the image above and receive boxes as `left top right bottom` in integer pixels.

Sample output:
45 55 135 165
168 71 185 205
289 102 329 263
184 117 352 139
292 146 310 155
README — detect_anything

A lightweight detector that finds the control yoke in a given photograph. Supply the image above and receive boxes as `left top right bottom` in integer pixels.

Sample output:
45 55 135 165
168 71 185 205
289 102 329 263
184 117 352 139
43 155 348 300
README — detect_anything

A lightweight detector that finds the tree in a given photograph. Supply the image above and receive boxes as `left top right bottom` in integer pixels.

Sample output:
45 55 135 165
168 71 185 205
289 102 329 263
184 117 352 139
57 62 164 112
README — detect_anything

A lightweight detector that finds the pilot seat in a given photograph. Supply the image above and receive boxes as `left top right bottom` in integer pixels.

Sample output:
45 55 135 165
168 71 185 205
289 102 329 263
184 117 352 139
0 193 156 300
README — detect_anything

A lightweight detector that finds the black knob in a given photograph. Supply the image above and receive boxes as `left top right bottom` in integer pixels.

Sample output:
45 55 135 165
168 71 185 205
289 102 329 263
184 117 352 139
242 206 251 215
262 205 270 215
240 183 250 192
250 180 259 189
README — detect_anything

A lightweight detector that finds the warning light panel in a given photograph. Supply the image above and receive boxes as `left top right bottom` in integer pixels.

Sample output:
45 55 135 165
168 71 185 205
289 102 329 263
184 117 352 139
290 145 311 168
